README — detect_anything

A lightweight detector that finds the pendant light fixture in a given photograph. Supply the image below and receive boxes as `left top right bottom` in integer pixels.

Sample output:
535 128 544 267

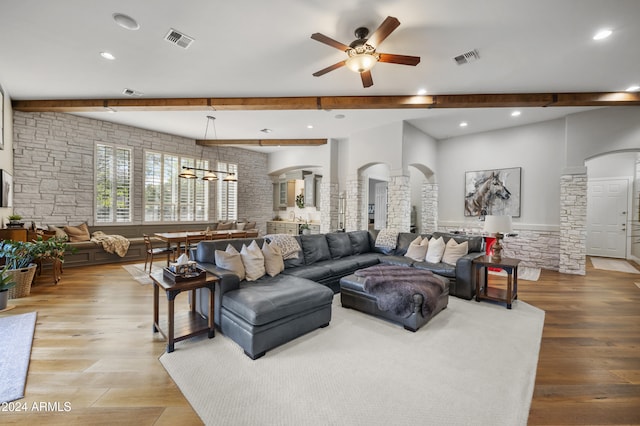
179 115 237 182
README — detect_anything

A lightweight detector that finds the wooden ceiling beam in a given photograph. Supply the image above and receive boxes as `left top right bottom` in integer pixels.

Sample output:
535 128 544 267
12 92 640 113
197 139 327 146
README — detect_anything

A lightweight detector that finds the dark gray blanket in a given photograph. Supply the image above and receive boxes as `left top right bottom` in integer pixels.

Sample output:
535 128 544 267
354 265 446 318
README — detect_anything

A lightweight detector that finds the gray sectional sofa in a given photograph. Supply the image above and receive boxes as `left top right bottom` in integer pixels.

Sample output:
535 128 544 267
192 230 484 359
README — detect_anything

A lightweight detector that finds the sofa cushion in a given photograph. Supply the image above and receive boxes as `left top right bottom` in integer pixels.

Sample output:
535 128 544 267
395 232 420 256
348 230 371 254
355 252 383 268
281 264 332 281
322 257 360 275
222 276 333 326
216 221 234 230
425 236 446 263
379 255 415 267
432 232 483 253
442 239 468 265
404 236 429 261
48 225 69 240
374 229 398 254
413 261 456 278
215 244 246 280
325 232 353 259
300 234 331 265
262 241 284 277
240 241 265 281
64 222 91 242
265 234 302 260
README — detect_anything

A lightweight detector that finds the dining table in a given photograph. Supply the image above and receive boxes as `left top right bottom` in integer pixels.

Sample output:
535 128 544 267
153 230 247 261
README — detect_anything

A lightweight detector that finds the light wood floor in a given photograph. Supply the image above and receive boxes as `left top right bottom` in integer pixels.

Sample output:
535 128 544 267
1 259 639 425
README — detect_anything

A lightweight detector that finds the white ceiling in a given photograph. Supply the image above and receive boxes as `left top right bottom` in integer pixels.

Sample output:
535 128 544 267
1 0 638 151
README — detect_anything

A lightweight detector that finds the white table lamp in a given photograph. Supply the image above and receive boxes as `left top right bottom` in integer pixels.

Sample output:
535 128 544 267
483 215 512 261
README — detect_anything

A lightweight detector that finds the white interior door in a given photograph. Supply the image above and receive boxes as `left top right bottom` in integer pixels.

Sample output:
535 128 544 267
587 178 629 258
374 182 387 230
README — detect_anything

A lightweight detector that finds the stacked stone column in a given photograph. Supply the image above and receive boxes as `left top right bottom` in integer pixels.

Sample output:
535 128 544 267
319 180 338 233
387 175 411 232
421 182 438 233
559 174 587 275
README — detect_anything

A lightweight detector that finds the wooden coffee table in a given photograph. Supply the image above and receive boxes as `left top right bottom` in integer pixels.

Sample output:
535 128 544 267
150 270 217 353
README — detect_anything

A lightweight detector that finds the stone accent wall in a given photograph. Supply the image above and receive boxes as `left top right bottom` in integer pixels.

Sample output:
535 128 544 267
12 111 272 234
388 174 411 231
319 180 338 233
502 230 560 270
559 174 587 274
421 182 438 233
345 177 363 231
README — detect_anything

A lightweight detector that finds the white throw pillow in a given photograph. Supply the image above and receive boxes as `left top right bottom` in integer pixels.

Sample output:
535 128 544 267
425 236 446 263
442 239 469 265
240 240 266 281
214 244 246 281
404 236 429 261
262 241 285 277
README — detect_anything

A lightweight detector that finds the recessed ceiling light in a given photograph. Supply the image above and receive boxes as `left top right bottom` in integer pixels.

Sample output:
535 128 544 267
260 128 273 133
307 125 313 129
113 13 140 30
334 114 345 119
417 88 427 95
511 111 521 117
593 29 612 40
459 122 468 127
100 51 116 60
626 85 640 92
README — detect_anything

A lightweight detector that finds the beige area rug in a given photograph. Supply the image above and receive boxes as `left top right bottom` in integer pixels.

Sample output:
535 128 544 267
489 265 541 281
161 295 545 426
0 312 37 403
590 257 640 274
122 263 164 284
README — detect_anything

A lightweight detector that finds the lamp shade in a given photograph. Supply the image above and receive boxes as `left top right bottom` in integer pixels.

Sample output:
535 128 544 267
178 168 197 179
483 215 512 234
202 171 218 181
345 53 378 73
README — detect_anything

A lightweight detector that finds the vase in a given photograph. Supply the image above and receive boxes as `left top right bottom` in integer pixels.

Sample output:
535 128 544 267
0 290 8 310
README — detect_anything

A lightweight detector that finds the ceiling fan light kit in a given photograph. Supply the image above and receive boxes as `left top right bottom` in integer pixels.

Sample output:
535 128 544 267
311 16 420 88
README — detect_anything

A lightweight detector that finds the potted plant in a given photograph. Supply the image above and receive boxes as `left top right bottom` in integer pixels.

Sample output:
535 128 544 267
6 214 24 229
0 240 39 299
0 265 17 310
299 222 311 235
32 236 72 284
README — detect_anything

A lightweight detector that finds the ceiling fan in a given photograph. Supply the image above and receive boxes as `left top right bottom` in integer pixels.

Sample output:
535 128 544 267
311 16 420 88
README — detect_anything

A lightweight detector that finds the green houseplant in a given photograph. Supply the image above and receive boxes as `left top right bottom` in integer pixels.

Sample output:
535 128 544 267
0 236 73 296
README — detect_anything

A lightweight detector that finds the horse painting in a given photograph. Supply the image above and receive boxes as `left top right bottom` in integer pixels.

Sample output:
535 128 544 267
465 170 514 216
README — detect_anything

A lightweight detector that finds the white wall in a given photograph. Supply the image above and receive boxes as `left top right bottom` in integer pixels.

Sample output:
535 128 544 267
566 107 640 168
437 118 566 228
586 151 636 178
267 143 331 176
0 83 13 223
343 121 403 175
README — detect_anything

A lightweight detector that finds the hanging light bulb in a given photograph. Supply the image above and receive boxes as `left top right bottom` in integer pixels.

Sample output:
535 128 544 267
178 167 197 179
202 170 218 181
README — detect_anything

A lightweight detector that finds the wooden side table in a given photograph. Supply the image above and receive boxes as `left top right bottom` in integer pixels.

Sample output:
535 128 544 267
473 255 521 309
150 270 217 353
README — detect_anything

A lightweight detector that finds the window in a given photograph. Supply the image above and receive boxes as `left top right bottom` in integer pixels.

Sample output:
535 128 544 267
144 151 209 222
217 162 238 221
95 144 132 223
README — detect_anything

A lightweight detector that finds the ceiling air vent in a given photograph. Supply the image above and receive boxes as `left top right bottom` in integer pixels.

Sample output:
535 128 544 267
164 28 194 49
454 49 480 65
122 88 143 97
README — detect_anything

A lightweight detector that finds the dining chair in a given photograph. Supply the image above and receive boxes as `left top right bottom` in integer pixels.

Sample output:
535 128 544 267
144 234 176 271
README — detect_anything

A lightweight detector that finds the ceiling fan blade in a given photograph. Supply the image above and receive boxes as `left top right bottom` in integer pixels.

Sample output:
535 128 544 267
360 70 373 88
378 53 421 66
313 61 346 77
367 16 401 48
311 33 351 51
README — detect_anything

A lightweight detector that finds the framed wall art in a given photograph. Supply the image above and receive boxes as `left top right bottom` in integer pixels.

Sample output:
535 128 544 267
464 167 521 217
0 169 13 207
